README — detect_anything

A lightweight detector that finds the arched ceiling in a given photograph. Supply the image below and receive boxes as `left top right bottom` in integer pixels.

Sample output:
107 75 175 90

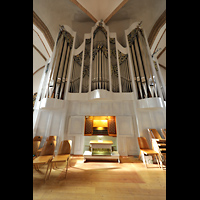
33 0 166 93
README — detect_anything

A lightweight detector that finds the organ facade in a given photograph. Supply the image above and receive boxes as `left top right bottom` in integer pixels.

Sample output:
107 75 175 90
33 20 166 156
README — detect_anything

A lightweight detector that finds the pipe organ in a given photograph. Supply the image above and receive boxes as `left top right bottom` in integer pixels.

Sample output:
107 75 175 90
36 21 165 101
34 20 166 157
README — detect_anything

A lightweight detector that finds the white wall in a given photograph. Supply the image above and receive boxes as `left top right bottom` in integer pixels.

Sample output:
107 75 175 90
33 69 44 94
160 67 166 86
34 96 165 157
33 24 52 94
137 109 165 149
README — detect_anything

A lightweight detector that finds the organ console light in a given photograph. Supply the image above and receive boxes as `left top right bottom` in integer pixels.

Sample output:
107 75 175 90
84 116 116 137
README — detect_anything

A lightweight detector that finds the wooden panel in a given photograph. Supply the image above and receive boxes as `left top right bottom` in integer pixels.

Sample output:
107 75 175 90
126 137 138 155
69 116 84 135
84 117 93 136
74 136 84 154
116 116 133 136
118 137 127 156
108 117 116 136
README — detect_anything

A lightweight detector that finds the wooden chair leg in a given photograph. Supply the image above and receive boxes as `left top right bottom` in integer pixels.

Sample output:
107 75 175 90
48 162 53 180
65 160 69 178
153 154 160 168
156 155 160 168
142 152 147 168
139 151 142 160
68 156 71 167
34 164 39 171
44 162 51 182
158 154 163 169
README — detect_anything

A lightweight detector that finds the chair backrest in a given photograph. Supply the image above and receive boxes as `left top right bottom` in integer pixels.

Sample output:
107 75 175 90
40 140 56 156
46 136 57 141
147 129 162 140
33 136 43 141
161 128 166 139
33 141 40 155
138 137 150 149
58 140 71 155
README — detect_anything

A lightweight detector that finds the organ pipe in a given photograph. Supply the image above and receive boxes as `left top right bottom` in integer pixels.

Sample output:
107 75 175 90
127 23 164 100
46 27 73 99
135 33 152 98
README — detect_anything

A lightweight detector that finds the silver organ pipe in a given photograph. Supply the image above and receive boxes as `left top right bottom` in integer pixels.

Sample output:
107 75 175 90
81 39 90 93
91 24 109 91
153 59 166 100
69 52 82 93
138 30 157 98
59 44 70 99
118 51 132 92
36 21 165 104
48 34 65 97
55 38 68 98
127 23 165 100
46 28 74 99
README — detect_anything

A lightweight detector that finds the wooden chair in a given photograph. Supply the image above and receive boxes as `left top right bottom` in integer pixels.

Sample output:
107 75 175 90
33 140 56 181
138 137 159 168
147 129 166 169
33 141 40 159
48 140 72 179
46 136 57 141
33 136 43 141
161 128 166 139
37 136 57 156
147 129 163 140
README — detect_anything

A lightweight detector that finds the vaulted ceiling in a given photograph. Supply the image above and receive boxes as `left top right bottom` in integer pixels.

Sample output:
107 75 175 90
33 0 166 93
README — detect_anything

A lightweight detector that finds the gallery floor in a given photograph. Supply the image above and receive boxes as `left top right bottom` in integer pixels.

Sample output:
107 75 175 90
33 155 166 200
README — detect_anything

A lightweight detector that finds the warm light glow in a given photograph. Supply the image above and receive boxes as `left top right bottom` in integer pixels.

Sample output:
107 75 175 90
93 120 108 127
97 127 104 130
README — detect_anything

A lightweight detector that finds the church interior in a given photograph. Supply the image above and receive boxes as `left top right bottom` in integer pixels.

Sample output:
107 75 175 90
33 0 166 199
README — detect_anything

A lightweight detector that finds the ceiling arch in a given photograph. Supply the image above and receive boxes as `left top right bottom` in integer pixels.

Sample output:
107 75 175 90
33 11 54 51
148 10 166 50
148 10 166 70
33 24 52 74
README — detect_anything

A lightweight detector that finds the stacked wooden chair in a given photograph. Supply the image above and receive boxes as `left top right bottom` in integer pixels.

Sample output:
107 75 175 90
147 129 166 169
33 138 72 181
33 136 43 158
138 137 159 168
36 136 57 156
33 136 43 142
33 141 40 160
33 140 56 181
48 140 72 179
161 128 166 139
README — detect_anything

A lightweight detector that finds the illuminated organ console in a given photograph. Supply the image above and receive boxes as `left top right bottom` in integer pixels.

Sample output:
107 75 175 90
33 20 166 158
84 140 120 163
